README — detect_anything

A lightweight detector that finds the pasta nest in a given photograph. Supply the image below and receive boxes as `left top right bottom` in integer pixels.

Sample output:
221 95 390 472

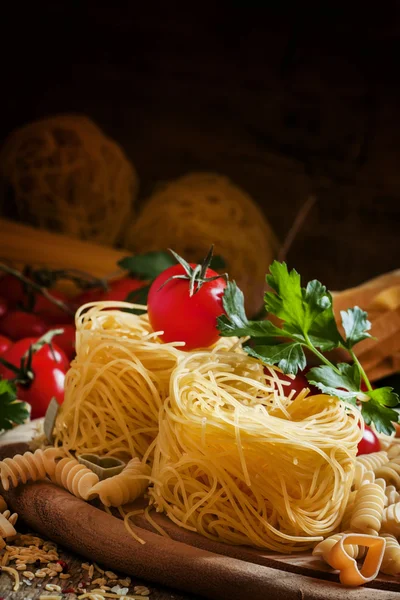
124 172 279 316
150 350 360 553
0 115 138 245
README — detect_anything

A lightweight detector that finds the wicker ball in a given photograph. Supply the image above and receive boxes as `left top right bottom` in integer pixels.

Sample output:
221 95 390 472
125 172 279 316
0 115 138 245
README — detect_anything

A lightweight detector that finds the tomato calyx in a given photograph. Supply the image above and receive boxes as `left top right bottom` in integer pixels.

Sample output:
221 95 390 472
161 246 227 297
0 329 63 387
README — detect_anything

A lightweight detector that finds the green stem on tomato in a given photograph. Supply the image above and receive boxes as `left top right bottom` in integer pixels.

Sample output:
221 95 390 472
303 333 342 375
0 263 74 316
349 348 373 392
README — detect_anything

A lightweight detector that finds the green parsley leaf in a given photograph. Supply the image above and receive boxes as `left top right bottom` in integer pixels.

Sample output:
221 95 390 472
217 280 290 338
118 251 176 280
265 262 333 335
306 363 361 400
0 379 30 431
366 387 400 408
362 401 399 436
341 307 372 349
246 343 306 375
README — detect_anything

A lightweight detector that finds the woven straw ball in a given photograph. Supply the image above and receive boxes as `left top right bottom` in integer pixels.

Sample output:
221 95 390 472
0 115 138 245
124 172 279 316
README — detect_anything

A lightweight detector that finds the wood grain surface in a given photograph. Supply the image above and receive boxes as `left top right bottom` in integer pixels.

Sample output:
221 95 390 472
1 443 400 600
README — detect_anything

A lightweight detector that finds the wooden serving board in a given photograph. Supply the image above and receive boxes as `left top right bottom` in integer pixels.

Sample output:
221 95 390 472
1 443 399 600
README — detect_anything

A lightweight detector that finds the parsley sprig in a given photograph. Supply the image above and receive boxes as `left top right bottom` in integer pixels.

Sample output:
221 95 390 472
217 261 399 435
0 379 30 431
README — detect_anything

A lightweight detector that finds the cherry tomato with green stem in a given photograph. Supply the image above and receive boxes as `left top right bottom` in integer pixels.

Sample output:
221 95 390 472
0 336 68 419
147 251 227 351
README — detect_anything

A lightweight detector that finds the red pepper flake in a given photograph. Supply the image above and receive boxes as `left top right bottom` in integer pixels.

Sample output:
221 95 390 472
62 588 76 594
57 559 69 573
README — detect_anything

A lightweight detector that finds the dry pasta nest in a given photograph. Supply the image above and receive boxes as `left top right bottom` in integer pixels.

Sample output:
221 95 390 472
0 114 138 245
124 172 280 316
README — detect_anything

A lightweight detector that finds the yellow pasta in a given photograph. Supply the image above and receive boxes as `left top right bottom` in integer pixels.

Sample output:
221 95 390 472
356 451 389 472
312 532 362 561
350 479 386 535
380 534 400 575
381 502 400 537
89 458 151 507
0 448 63 491
150 350 360 553
54 301 238 460
385 485 400 506
375 461 400 488
50 457 99 501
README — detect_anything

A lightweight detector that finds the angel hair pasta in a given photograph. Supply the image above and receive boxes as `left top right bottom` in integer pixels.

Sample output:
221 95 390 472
149 350 361 553
54 301 239 460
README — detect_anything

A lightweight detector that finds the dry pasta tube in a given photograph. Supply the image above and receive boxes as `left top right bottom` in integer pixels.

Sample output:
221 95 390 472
327 533 386 586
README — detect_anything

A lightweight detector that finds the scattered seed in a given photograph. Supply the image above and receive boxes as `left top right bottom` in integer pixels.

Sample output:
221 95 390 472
45 583 62 592
134 585 150 596
23 570 35 580
105 570 118 580
60 573 71 579
35 569 47 578
16 564 27 571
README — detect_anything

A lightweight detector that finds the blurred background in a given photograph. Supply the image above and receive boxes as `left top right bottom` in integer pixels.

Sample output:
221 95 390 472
0 3 399 291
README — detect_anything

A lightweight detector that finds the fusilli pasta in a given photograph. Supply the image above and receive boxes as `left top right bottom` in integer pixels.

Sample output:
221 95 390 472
50 457 99 501
356 451 389 472
381 502 400 537
375 461 400 488
350 479 386 535
88 457 151 507
0 448 63 491
380 534 400 575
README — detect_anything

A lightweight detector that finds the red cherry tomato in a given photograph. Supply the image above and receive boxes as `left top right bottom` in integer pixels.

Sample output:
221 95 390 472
50 324 76 361
147 264 226 350
75 277 144 308
0 334 12 355
0 275 25 308
0 337 67 419
268 367 319 398
33 290 73 325
0 297 7 319
0 310 48 340
357 425 381 455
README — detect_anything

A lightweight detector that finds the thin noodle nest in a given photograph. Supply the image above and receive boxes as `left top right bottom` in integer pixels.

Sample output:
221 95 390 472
54 302 240 460
150 351 361 553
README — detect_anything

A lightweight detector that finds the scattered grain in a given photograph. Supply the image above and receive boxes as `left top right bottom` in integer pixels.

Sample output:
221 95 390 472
60 572 71 579
134 585 150 596
45 583 62 592
23 570 35 580
105 570 118 580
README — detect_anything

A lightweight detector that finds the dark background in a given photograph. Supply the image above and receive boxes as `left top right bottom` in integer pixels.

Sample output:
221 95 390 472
1 3 399 290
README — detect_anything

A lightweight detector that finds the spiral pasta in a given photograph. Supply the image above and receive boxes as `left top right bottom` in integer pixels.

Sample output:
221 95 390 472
385 485 400 506
380 534 400 575
150 350 360 553
356 451 389 472
50 457 99 501
0 448 64 491
350 479 386 535
0 510 17 539
88 458 151 507
388 444 400 460
381 502 400 537
375 461 400 488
